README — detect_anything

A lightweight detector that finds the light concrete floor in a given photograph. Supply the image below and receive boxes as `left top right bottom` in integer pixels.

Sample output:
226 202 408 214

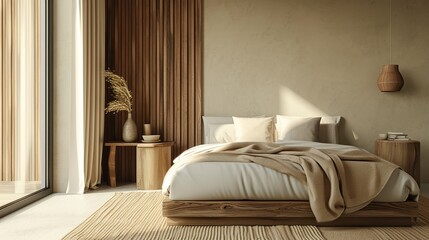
0 181 43 206
0 183 140 240
0 183 428 240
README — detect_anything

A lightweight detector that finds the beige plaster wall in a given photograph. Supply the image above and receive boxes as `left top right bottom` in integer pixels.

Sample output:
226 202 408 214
204 0 429 183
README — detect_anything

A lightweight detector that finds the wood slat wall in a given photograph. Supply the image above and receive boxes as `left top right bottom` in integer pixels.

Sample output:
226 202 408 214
104 0 202 183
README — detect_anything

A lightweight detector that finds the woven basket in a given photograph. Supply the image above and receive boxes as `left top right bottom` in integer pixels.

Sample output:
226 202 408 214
377 64 404 92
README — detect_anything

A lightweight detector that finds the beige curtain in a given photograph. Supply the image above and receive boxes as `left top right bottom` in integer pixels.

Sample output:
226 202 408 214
0 0 41 182
83 0 105 190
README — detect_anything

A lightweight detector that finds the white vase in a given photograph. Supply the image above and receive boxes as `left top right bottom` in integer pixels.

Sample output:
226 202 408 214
123 112 137 142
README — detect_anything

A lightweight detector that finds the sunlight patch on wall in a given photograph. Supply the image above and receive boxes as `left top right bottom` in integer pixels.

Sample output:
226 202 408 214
279 86 327 116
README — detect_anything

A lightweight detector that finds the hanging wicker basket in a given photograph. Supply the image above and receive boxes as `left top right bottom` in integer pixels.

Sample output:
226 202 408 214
377 64 404 92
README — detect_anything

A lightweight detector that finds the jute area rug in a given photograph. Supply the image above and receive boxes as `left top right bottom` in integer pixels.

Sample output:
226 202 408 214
63 192 429 240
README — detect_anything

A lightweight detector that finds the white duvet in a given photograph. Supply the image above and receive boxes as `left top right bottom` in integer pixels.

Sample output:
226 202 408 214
162 141 419 202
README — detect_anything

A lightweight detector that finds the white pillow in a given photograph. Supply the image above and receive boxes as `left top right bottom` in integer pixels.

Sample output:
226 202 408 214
202 116 234 144
208 124 235 143
232 117 275 142
276 116 321 141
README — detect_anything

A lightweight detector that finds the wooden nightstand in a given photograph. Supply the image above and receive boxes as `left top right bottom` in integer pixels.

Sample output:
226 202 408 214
136 142 174 190
375 140 420 185
105 142 140 187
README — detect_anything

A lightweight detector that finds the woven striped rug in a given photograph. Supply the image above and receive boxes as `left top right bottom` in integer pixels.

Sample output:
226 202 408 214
62 191 324 240
63 192 429 240
320 197 429 240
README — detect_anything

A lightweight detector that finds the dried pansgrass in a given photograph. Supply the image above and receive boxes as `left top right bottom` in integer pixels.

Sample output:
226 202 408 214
105 71 132 113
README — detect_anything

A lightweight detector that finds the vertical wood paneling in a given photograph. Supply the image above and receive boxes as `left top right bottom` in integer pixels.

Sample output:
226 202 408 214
166 1 174 143
105 0 202 182
188 0 195 148
173 0 181 157
181 0 188 155
195 0 202 144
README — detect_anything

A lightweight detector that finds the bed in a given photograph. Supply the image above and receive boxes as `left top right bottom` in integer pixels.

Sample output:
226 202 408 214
162 116 419 226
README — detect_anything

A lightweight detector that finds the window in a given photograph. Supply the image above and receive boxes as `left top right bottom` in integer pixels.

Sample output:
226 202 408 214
0 0 52 216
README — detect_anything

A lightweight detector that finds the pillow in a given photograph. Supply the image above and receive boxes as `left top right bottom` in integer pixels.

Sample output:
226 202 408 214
203 115 341 144
233 116 275 142
207 123 235 143
202 116 234 144
276 116 321 141
319 116 341 144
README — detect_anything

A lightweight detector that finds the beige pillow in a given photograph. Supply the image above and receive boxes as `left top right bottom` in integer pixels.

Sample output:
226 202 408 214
212 124 235 143
232 117 275 142
276 116 321 141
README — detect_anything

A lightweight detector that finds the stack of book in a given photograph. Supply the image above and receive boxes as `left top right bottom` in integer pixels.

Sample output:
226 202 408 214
387 132 410 141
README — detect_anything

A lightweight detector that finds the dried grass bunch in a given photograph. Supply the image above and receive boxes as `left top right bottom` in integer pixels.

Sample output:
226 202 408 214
105 71 132 113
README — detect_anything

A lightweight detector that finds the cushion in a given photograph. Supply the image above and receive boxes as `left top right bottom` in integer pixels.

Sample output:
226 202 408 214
232 116 275 142
276 116 321 141
208 123 235 143
202 116 341 144
319 116 341 144
202 116 234 144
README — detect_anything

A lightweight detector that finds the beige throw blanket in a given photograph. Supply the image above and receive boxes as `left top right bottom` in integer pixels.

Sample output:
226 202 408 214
172 142 399 222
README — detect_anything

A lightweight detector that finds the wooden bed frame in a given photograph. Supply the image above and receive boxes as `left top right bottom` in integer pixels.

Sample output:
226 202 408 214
163 198 418 226
162 117 418 227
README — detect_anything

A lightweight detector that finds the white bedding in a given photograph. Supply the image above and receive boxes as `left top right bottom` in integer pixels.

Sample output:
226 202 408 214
162 141 420 202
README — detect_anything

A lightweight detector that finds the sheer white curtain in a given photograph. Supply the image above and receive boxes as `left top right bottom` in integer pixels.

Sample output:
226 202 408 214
0 0 41 183
53 0 105 193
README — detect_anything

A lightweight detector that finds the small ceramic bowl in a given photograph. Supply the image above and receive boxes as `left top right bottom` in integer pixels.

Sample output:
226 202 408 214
142 135 160 141
378 133 387 140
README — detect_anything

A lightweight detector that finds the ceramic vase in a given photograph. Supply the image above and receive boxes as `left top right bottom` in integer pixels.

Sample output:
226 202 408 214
123 112 137 142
